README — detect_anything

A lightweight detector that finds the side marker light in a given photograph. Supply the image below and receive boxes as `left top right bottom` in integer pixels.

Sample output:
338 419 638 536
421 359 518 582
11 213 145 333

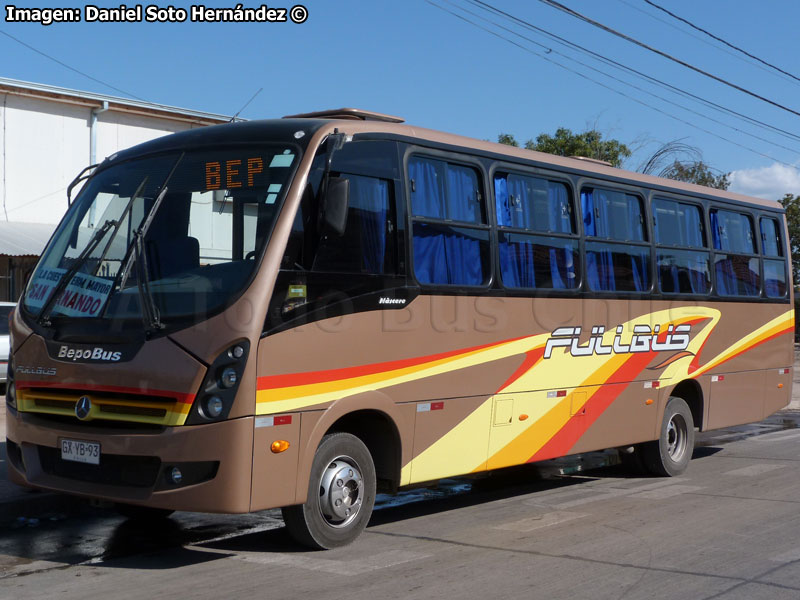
271 440 290 453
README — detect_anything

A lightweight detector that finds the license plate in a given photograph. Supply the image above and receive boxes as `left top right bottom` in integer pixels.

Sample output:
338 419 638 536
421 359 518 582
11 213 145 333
60 439 101 465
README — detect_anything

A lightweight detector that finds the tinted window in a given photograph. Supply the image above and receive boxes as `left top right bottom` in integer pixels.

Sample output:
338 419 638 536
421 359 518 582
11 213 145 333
412 223 489 286
410 156 490 287
710 209 755 254
582 188 645 241
313 174 392 274
715 255 759 297
409 157 484 224
499 233 578 289
657 250 710 294
653 199 705 247
760 217 782 257
586 242 650 292
764 259 787 298
494 174 573 232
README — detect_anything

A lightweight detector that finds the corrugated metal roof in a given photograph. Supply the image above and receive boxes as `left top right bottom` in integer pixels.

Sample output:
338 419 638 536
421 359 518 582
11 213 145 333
0 221 55 257
0 77 234 125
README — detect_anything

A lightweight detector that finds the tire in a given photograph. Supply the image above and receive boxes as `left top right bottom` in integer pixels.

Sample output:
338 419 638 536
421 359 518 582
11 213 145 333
115 503 175 521
282 432 376 550
641 396 695 477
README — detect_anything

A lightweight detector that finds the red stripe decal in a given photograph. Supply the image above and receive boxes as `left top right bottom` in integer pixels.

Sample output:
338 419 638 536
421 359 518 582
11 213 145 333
529 352 655 463
273 415 292 425
14 380 195 405
258 336 526 390
431 401 444 411
496 347 546 393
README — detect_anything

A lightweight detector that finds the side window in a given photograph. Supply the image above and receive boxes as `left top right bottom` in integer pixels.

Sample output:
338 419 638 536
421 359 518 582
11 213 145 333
710 208 759 297
581 187 650 292
760 216 787 298
312 174 392 274
494 172 578 290
409 156 489 286
266 140 400 331
653 198 710 295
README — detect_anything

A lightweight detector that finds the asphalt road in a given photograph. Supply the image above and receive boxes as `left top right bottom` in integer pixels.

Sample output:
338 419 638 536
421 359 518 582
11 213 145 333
2 410 800 600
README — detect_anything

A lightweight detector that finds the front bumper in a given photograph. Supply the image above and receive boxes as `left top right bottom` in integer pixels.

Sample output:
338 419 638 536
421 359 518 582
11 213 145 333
5 409 255 513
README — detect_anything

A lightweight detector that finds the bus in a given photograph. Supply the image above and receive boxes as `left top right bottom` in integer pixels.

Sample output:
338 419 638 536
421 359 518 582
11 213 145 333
5 108 794 549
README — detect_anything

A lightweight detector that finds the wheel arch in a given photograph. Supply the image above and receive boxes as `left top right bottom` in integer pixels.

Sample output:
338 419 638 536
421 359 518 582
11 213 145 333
670 379 705 431
293 391 413 504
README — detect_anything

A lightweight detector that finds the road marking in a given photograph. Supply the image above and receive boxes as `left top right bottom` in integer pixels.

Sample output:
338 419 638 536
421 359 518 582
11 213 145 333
237 549 429 575
770 548 800 563
493 511 587 532
723 464 785 476
749 430 800 443
629 484 702 499
524 478 692 509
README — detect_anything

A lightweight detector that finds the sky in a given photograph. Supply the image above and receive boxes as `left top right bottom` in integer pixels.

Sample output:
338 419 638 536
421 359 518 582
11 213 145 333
2 0 799 200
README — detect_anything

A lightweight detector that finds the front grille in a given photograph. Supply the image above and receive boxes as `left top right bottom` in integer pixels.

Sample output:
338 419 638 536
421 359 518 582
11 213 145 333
38 445 161 488
18 387 193 427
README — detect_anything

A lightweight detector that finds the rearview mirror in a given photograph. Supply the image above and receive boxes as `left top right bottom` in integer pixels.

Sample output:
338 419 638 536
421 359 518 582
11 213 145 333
322 177 349 236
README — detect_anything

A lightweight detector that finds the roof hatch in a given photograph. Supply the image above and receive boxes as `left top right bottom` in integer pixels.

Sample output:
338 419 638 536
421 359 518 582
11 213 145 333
282 108 404 123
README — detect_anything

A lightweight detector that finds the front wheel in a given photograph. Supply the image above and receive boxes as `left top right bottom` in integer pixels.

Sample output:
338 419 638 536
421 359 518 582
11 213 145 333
641 396 695 477
282 432 376 549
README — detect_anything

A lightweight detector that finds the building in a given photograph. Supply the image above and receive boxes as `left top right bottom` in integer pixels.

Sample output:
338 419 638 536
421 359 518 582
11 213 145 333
0 77 231 301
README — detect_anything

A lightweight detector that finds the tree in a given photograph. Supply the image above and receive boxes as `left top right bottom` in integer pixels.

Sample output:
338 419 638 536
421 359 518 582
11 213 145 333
779 193 800 284
659 160 730 190
526 127 631 167
497 133 519 147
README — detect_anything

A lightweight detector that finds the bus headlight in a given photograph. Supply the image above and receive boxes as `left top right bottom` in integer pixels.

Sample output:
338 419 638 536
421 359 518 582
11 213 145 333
186 340 249 425
6 380 16 410
5 355 15 410
203 396 224 419
219 367 238 389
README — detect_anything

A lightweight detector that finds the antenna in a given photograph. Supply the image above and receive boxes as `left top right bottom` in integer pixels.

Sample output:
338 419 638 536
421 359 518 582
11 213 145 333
230 87 263 122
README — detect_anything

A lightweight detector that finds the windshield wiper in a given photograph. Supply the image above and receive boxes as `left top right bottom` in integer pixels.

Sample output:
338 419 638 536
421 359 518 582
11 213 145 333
117 185 170 332
114 151 184 333
37 218 117 327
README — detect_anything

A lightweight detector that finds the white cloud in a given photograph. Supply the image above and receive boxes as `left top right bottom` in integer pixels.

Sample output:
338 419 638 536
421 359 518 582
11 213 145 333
728 163 800 200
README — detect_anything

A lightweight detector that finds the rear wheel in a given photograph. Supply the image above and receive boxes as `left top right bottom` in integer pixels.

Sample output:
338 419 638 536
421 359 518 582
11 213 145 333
282 432 376 550
642 396 695 477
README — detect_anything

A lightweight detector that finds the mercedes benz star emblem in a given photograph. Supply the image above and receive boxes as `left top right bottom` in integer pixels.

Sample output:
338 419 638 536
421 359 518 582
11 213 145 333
75 396 92 420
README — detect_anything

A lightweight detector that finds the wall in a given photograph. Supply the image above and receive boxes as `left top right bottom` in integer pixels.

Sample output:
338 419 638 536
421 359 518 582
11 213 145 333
0 92 197 225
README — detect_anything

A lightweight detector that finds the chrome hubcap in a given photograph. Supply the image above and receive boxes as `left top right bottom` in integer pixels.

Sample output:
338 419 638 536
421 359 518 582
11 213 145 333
666 414 687 461
318 456 363 528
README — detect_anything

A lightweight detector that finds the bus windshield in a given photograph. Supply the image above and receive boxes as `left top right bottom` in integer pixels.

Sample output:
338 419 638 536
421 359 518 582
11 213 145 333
24 145 299 325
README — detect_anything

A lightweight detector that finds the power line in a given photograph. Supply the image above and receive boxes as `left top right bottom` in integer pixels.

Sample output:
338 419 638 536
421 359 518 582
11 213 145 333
643 0 800 85
425 0 796 167
465 0 800 146
0 29 145 101
537 0 800 119
615 0 791 84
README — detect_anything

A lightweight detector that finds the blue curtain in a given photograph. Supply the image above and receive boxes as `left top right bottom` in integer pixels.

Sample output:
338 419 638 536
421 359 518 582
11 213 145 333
682 204 703 247
413 223 447 284
583 191 614 290
409 158 444 219
349 176 388 274
500 235 535 288
446 164 480 223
